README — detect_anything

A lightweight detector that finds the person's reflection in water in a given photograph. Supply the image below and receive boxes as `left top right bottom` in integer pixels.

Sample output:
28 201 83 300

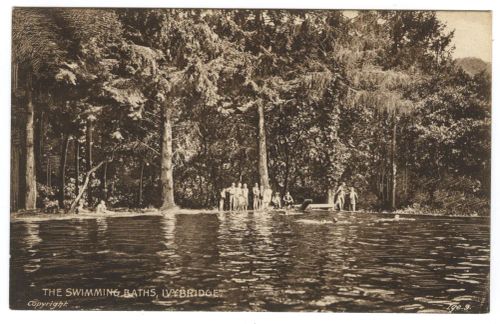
20 222 42 275
24 222 42 250
95 217 108 245
162 214 177 245
253 211 272 242
11 222 41 308
153 215 179 286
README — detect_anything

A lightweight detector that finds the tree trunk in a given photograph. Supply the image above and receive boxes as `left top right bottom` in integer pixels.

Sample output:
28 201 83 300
390 118 397 210
58 133 70 208
283 140 290 193
74 139 79 197
24 76 36 210
13 62 18 91
35 111 44 180
404 163 408 201
86 119 93 205
139 160 144 207
11 146 20 210
257 104 270 189
46 156 50 186
102 161 108 201
160 102 175 210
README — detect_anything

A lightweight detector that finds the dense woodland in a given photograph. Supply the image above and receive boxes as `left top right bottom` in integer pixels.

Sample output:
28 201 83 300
11 9 491 215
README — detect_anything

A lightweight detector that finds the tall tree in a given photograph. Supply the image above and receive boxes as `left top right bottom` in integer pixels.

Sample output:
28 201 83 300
257 103 270 189
12 9 62 209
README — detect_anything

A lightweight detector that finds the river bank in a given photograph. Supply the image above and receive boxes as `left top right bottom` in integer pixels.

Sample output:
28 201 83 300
10 206 488 223
9 207 220 222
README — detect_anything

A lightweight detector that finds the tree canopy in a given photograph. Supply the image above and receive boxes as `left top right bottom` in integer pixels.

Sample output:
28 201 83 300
11 9 490 216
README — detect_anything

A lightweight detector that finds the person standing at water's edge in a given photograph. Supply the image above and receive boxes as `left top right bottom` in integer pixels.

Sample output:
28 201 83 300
253 183 260 210
335 182 347 211
349 187 359 211
260 185 266 209
272 192 282 209
242 183 249 211
229 183 236 211
264 187 273 210
235 182 243 211
219 187 226 211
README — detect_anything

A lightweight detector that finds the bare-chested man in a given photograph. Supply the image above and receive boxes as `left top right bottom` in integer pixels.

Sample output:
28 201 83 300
283 191 294 209
229 183 236 211
335 182 347 211
263 186 273 210
235 182 243 211
219 187 227 211
242 183 249 211
349 187 359 211
252 183 260 210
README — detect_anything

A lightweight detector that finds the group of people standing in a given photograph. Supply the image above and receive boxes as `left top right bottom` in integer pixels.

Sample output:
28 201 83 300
219 183 295 211
218 181 359 212
333 182 359 211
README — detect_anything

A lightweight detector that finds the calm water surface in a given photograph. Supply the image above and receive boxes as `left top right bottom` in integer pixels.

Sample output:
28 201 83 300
10 211 489 312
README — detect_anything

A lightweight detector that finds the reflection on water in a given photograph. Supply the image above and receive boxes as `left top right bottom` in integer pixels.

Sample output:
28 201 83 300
10 211 489 312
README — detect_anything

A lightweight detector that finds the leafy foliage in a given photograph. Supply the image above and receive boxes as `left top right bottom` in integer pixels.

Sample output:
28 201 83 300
12 9 490 215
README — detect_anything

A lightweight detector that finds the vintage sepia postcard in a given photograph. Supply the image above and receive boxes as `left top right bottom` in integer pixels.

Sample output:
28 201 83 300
10 8 491 312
